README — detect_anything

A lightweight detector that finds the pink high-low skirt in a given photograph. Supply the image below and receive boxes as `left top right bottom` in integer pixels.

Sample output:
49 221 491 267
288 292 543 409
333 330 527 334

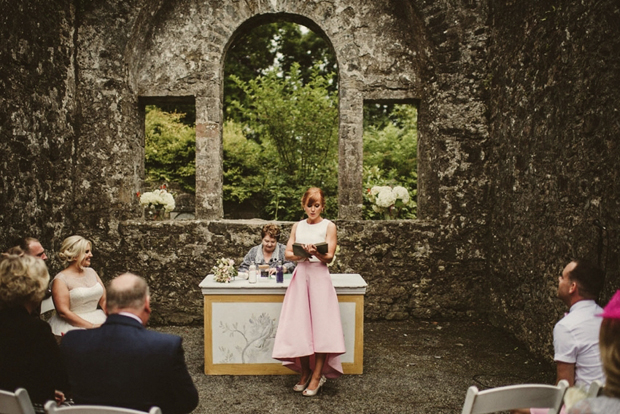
271 261 346 378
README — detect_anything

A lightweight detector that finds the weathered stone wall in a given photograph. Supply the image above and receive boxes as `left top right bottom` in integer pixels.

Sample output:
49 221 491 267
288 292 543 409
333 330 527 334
486 1 620 358
0 0 76 251
37 0 488 324
3 0 619 362
108 219 482 325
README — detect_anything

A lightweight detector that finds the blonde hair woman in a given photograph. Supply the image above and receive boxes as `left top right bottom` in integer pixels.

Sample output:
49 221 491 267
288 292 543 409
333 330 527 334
48 235 106 336
0 254 69 410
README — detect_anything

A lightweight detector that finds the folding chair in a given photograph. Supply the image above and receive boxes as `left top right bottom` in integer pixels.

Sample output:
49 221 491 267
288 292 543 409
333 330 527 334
43 402 161 414
461 380 569 414
587 380 604 398
0 388 36 414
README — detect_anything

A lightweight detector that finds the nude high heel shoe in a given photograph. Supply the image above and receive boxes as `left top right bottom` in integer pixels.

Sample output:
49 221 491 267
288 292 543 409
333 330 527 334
293 373 312 392
302 376 326 397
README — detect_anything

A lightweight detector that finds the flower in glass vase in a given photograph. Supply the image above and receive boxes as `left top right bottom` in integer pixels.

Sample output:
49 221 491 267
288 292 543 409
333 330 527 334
211 258 238 283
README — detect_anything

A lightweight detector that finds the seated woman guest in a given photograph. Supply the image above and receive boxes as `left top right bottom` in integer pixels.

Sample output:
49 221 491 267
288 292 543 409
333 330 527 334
238 224 295 275
48 235 106 336
0 254 69 412
272 188 345 396
568 290 620 413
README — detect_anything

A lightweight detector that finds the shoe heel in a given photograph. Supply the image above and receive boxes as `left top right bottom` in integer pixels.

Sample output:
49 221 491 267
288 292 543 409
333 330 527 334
302 376 326 397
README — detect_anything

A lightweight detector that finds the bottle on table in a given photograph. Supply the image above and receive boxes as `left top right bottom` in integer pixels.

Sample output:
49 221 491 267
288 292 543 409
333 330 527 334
276 261 284 284
248 261 257 284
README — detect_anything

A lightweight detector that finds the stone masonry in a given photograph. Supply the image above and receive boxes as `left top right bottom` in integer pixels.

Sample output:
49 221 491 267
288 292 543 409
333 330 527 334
1 0 618 361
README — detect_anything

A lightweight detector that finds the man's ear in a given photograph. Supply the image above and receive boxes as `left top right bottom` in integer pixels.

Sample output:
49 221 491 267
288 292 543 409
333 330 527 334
145 295 151 314
569 281 578 295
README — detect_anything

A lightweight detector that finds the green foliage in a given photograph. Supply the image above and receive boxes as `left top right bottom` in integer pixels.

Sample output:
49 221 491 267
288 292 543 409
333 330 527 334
225 62 339 220
222 120 264 205
225 22 337 123
144 106 196 193
362 104 418 219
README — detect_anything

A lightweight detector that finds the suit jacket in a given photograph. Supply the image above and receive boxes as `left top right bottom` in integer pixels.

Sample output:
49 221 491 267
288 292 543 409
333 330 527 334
60 314 198 414
0 306 69 405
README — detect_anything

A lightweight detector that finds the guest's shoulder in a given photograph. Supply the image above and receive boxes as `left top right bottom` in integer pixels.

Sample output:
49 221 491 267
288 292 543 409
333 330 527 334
144 328 183 345
60 328 87 347
249 244 262 253
569 396 620 414
84 267 99 277
53 271 66 282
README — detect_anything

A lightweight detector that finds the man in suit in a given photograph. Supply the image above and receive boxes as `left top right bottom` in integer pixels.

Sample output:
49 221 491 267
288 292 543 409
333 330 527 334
60 273 199 414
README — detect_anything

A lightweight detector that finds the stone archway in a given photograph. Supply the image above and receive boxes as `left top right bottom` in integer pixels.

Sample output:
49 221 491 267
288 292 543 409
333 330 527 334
127 1 426 219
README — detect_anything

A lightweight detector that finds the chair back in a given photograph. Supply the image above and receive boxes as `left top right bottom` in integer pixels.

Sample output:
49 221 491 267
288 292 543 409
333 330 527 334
587 380 604 398
0 388 36 414
43 402 161 414
40 297 55 314
461 380 569 414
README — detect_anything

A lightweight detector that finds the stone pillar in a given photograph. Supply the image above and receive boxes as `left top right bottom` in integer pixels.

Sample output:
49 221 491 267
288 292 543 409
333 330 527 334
195 94 223 219
338 81 364 219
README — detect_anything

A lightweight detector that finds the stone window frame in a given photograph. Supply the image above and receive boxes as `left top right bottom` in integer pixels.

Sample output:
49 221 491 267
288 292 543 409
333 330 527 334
362 98 420 219
136 19 421 222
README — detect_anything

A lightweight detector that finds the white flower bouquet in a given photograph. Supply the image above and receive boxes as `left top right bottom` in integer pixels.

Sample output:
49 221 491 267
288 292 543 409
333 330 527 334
366 185 411 219
138 189 176 212
211 257 237 283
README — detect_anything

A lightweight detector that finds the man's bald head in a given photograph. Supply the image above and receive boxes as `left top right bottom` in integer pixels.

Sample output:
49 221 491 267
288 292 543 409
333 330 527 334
106 273 150 314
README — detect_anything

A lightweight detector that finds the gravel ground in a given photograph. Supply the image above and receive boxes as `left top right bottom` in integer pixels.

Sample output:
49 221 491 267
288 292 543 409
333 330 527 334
155 319 555 414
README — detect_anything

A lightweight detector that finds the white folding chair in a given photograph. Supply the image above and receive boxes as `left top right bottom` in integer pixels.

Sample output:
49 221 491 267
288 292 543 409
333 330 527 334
461 379 569 414
43 402 161 414
587 380 604 398
39 297 55 315
0 388 36 414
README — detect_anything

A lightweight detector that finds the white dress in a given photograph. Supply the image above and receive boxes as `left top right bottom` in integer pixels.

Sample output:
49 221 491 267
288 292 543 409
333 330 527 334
48 268 107 336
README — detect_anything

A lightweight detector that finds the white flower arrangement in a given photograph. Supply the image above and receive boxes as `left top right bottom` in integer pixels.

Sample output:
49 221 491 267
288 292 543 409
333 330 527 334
138 188 176 212
211 257 238 283
367 185 411 219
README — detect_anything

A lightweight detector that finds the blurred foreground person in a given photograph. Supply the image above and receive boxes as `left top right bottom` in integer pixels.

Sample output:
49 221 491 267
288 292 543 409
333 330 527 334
568 290 620 413
0 254 69 412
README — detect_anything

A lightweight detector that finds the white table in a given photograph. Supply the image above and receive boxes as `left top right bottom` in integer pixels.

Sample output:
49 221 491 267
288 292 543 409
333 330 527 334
199 273 367 375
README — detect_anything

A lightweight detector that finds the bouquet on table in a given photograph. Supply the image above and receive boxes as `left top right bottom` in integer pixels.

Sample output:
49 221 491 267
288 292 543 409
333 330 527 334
211 257 237 283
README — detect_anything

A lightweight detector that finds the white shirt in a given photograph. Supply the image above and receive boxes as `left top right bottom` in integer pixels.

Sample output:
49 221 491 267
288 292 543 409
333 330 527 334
553 299 605 386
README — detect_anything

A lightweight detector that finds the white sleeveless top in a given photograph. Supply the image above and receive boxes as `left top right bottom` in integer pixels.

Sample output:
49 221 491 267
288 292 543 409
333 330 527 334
295 219 331 262
48 268 107 335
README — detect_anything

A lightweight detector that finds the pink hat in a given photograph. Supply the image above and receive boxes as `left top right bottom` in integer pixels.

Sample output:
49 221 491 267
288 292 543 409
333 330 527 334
599 290 620 320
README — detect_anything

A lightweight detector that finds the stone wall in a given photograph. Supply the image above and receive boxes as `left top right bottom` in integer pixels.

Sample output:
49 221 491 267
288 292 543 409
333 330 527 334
106 219 483 325
487 1 620 357
1 0 619 361
8 0 487 324
0 1 76 251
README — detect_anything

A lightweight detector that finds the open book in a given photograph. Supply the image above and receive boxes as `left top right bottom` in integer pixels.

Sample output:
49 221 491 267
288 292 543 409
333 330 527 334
293 242 328 258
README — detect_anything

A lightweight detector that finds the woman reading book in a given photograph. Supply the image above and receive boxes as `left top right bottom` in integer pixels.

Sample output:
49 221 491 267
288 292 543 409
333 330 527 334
271 187 345 397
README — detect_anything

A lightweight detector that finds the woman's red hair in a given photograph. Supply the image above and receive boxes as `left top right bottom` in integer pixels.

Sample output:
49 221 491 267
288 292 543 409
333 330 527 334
301 187 325 208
